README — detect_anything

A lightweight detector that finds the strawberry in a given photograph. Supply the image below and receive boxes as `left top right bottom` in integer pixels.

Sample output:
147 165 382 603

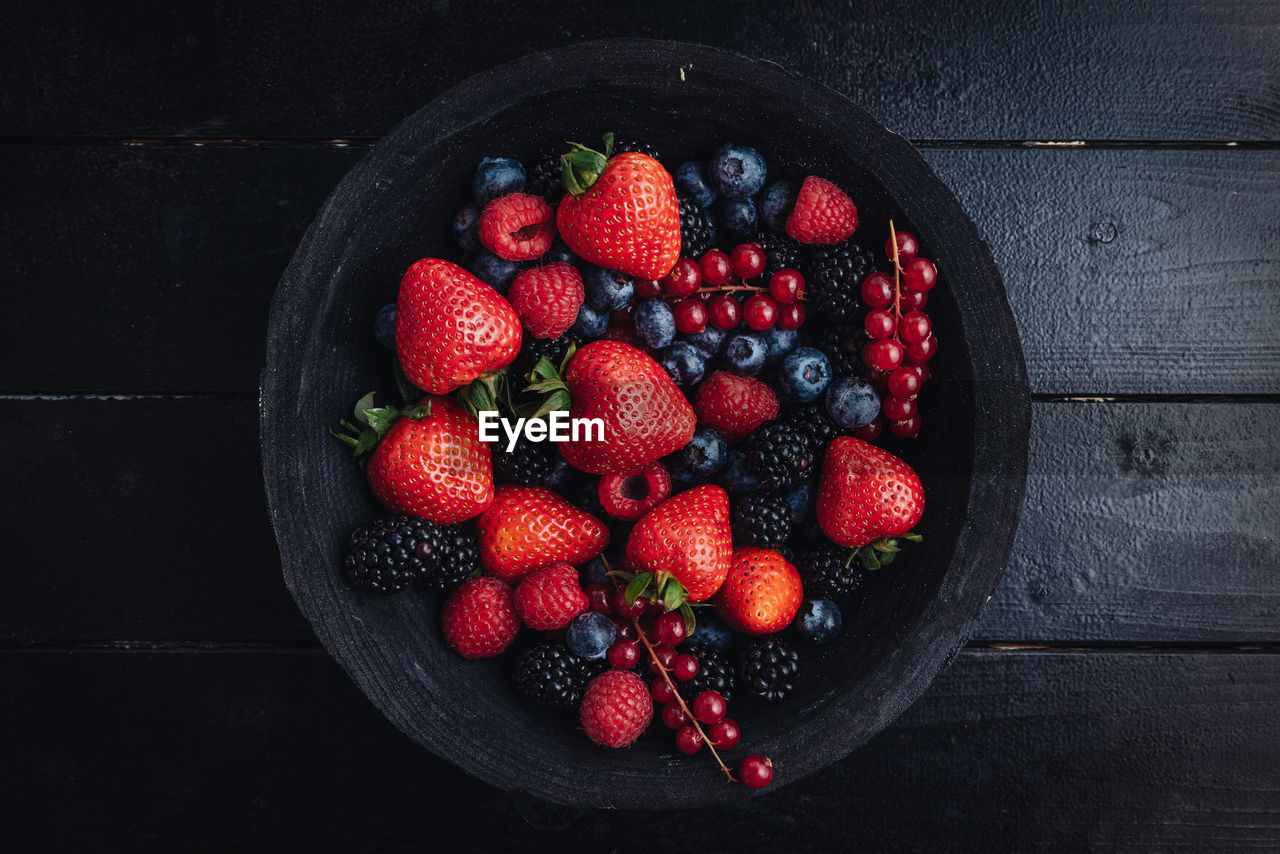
513 562 588 630
580 669 653 748
395 258 522 395
479 193 556 261
626 484 732 603
694 370 779 442
529 340 695 475
714 546 804 636
441 576 520 659
509 262 584 339
555 136 681 280
785 176 858 245
475 485 609 582
348 395 494 524
817 436 924 558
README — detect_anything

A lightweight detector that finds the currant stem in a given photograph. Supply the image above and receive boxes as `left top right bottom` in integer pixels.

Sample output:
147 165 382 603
632 617 738 784
696 284 766 294
889 220 903 345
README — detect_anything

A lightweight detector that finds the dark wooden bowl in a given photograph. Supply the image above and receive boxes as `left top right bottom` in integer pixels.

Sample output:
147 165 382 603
261 39 1030 809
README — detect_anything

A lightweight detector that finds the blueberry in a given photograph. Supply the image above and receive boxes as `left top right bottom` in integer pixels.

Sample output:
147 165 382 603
570 303 608 339
760 326 798 366
682 428 727 476
683 325 727 358
634 299 676 349
781 480 816 527
374 302 396 350
796 597 843 645
566 611 616 660
825 376 882 429
722 332 767 376
664 454 700 488
675 160 717 207
778 347 832 402
452 205 482 253
714 197 758 236
687 615 733 652
582 556 611 586
658 341 706 387
717 448 763 494
583 266 635 311
546 238 581 266
707 143 768 201
541 458 576 490
472 156 525 206
466 250 519 293
760 181 798 232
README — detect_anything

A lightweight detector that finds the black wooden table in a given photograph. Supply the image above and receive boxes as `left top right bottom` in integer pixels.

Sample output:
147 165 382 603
3 3 1277 851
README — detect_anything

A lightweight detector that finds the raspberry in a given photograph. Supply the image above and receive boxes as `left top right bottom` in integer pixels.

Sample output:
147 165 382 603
479 192 556 261
514 562 589 630
597 461 672 521
694 370 779 442
785 176 858 245
580 669 654 748
508 262 584 339
440 577 520 659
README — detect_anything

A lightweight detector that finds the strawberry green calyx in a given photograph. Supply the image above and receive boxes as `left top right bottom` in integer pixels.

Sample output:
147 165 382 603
615 569 698 635
519 341 577 419
457 370 514 420
332 392 431 457
850 532 923 571
560 133 615 198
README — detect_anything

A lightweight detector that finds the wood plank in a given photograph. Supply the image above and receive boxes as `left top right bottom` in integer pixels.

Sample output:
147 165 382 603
0 1 1277 140
2 648 1276 851
3 146 1278 395
3 397 1276 643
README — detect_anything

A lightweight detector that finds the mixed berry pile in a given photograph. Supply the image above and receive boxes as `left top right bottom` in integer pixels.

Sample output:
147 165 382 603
336 135 934 790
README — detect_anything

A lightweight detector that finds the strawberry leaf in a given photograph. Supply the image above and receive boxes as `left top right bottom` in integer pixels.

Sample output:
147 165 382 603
531 389 571 420
362 405 404 436
624 572 653 605
662 577 684 613
678 603 696 636
902 532 924 543
353 392 377 426
858 547 881 571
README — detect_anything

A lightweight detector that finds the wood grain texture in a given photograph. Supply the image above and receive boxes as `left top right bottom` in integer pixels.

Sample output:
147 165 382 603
3 648 1276 851
4 398 1276 643
0 2 1277 140
3 146 1278 394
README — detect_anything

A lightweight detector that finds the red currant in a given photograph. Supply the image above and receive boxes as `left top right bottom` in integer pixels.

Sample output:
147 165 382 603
742 293 779 330
651 677 676 704
708 718 740 749
653 612 687 646
730 243 767 279
902 334 937 363
661 702 689 730
890 414 922 439
882 395 917 421
708 294 740 330
585 583 614 616
613 619 637 641
692 691 727 724
648 645 677 675
767 269 805 304
635 277 663 299
739 755 774 789
672 653 699 681
646 597 667 616
903 257 937 292
852 416 883 441
672 299 708 334
613 587 648 619
886 230 919 262
866 338 904 372
675 724 704 754
777 302 805 330
900 288 928 311
887 366 921 399
905 362 931 385
607 640 640 670
864 308 896 339
663 257 701 297
861 272 894 309
700 250 733 286
899 310 930 344
865 367 890 394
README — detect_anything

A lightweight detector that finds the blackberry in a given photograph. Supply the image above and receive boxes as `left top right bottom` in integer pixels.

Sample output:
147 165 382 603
512 643 598 709
740 637 800 702
684 644 735 701
757 231 804 277
612 137 662 161
526 151 563 203
742 422 815 490
424 524 482 594
345 516 446 594
731 493 792 547
678 192 716 259
807 239 876 330
797 545 864 597
816 325 866 379
492 434 556 486
787 404 842 455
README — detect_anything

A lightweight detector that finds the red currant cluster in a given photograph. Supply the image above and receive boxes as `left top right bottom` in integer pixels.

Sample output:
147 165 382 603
854 227 939 440
631 244 808 337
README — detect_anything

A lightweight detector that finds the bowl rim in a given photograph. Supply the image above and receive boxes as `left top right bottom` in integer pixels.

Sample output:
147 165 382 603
261 37 1031 808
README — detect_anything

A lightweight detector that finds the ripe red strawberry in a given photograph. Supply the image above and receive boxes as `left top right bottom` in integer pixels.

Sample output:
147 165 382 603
714 546 804 636
479 192 555 261
786 176 858 245
556 141 681 280
365 396 494 524
476 485 609 582
513 562 588 630
395 258 522 395
509 262 584 339
441 577 520 659
694 370 779 442
580 669 653 748
546 340 695 475
817 436 924 547
626 484 732 602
